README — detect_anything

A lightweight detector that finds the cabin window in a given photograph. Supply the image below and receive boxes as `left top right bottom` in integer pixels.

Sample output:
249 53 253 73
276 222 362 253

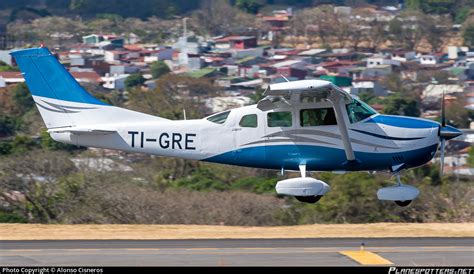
267 111 292 127
300 108 337 127
206 110 230 124
239 114 258 128
346 99 377 123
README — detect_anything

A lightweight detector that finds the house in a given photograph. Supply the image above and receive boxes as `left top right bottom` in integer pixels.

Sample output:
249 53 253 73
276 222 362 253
68 54 85 67
142 47 174 63
185 54 205 72
70 71 102 84
366 56 400 68
262 9 292 32
298 49 327 64
230 47 264 59
174 36 203 55
419 53 444 65
421 84 464 106
102 73 129 90
272 60 307 80
0 71 24 87
84 56 111 76
215 36 257 50
319 75 352 87
390 50 416 62
104 50 129 63
110 64 140 75
83 34 104 45
351 78 388 97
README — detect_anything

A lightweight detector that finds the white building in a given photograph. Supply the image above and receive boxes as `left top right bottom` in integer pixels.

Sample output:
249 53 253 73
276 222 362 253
366 56 400 68
419 54 442 65
390 51 416 62
102 73 129 90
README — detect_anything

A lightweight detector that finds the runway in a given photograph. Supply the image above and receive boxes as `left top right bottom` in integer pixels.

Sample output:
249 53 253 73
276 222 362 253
1 238 473 266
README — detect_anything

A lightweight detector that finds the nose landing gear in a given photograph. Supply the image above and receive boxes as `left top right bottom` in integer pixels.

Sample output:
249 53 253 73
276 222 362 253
377 174 419 207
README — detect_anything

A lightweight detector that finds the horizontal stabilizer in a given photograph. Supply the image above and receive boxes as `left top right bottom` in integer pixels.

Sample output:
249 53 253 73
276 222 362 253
48 127 116 135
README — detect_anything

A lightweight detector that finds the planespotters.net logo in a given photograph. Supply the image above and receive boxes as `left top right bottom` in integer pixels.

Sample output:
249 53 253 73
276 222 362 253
389 267 474 274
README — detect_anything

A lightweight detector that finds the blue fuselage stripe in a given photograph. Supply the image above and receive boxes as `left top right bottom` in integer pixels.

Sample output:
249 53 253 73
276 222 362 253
203 144 438 171
365 115 439 129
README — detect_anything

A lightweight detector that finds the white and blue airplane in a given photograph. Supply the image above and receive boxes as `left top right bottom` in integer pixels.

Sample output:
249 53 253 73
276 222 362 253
11 47 463 206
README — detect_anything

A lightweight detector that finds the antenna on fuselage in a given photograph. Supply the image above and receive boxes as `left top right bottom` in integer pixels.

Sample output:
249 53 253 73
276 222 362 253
281 75 290 82
183 109 187 120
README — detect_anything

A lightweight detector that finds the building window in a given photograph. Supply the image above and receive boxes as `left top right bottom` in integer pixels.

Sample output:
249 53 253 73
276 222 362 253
300 108 337 127
239 114 258 128
267 111 292 127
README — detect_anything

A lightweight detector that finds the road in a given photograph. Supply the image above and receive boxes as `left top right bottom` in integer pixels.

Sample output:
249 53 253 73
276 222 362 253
1 238 473 266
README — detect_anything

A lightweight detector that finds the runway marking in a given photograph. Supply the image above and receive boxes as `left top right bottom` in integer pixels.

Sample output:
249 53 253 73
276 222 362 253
339 250 393 265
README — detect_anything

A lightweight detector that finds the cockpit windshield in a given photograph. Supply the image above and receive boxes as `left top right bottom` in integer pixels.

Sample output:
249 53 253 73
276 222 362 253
346 98 377 123
206 110 231 124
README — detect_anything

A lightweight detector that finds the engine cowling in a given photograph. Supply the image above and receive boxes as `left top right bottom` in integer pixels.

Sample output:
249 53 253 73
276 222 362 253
275 177 330 197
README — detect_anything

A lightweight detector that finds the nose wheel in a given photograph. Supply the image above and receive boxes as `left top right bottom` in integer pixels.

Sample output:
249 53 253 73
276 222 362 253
295 195 322 204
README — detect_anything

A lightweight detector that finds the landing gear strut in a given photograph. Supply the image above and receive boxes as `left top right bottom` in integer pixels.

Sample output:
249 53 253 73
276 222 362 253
275 165 330 204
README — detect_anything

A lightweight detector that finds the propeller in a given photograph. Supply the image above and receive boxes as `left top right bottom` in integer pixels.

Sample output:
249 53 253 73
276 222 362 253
438 91 463 177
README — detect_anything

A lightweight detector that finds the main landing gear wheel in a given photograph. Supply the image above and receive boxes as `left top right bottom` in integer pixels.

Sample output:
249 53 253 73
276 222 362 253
295 195 322 204
394 200 412 207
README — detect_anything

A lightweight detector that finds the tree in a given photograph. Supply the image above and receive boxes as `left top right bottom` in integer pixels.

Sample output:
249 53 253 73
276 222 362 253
445 98 472 128
0 115 18 137
127 74 218 119
383 95 421 117
124 73 145 89
40 130 81 152
468 146 474 168
11 83 34 115
463 23 474 48
367 19 387 51
150 61 171 79
236 0 264 14
422 15 450 52
388 12 424 51
0 150 77 222
193 0 257 36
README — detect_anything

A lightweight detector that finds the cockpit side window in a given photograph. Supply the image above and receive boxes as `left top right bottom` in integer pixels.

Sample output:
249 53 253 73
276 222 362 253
300 108 337 127
239 114 258 128
346 99 377 123
206 111 230 124
267 111 292 127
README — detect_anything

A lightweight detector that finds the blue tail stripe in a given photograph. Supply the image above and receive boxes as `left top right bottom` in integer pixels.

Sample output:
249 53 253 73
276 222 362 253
10 47 107 106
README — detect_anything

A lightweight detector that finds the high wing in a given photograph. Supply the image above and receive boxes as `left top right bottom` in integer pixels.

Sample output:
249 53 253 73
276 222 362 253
258 80 357 163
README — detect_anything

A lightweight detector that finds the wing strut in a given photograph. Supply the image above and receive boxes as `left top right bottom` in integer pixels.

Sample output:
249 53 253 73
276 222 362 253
327 91 356 162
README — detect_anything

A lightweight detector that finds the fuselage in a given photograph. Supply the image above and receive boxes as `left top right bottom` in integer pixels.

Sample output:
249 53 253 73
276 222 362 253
51 102 440 172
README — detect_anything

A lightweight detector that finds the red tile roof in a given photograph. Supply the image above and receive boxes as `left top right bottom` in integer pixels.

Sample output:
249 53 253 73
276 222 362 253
70 71 102 83
0 71 23 79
